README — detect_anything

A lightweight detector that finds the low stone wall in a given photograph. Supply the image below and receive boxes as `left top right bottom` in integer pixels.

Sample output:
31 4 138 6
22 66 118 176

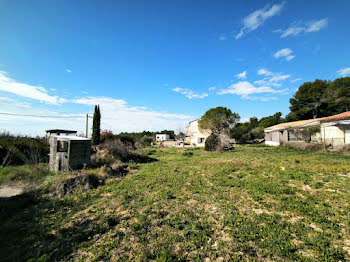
280 141 325 151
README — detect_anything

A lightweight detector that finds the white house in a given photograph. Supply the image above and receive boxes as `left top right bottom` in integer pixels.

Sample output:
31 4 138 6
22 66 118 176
320 111 350 147
264 119 320 146
264 111 350 148
185 119 211 147
156 134 170 142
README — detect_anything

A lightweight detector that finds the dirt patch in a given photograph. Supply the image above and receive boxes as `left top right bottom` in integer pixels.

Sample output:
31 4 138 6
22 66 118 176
309 223 323 233
0 185 29 198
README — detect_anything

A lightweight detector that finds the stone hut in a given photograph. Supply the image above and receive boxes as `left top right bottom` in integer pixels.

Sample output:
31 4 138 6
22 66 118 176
49 136 91 172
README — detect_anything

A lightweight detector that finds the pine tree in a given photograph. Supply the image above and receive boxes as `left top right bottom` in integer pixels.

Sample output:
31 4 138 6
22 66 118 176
92 105 101 145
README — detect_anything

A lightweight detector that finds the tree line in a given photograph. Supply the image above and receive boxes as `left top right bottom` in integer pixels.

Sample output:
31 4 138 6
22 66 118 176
90 76 350 147
201 76 350 147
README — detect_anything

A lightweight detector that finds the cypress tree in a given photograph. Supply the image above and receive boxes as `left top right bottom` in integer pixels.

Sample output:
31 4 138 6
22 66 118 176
92 105 101 145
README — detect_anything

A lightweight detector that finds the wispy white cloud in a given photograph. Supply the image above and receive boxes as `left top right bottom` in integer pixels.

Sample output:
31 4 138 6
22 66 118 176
256 68 290 83
217 81 287 101
291 78 302 82
257 68 273 76
236 2 285 39
274 48 295 61
66 69 72 73
208 86 216 91
172 87 208 99
0 71 66 104
275 18 328 38
337 67 350 76
236 70 247 79
72 96 193 133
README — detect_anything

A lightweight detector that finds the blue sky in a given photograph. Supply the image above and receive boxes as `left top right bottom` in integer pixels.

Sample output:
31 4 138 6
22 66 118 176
0 0 350 136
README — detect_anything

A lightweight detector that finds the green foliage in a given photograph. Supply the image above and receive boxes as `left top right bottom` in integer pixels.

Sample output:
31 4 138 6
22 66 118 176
182 151 193 157
230 113 282 143
322 77 350 114
199 107 240 135
287 77 350 121
0 164 53 185
0 134 49 166
204 134 220 151
258 112 283 128
92 105 101 145
288 79 329 120
140 135 154 147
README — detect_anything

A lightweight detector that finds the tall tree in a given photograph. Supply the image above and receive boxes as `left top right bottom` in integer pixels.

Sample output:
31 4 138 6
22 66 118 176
322 77 350 114
198 107 240 135
92 105 101 145
258 112 283 128
288 79 330 120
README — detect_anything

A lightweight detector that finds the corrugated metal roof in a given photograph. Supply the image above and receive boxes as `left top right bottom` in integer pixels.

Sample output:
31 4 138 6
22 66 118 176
320 111 350 122
264 119 320 132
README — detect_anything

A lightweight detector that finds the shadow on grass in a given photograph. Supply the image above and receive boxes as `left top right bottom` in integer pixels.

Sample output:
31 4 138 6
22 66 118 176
0 190 104 261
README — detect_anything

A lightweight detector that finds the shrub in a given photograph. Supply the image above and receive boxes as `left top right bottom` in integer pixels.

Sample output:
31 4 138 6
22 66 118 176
0 136 49 166
182 151 193 157
140 136 153 147
98 139 155 163
100 139 135 162
204 134 220 151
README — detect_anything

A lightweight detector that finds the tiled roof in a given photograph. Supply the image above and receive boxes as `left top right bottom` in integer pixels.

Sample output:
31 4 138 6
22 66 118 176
264 119 320 132
320 111 350 122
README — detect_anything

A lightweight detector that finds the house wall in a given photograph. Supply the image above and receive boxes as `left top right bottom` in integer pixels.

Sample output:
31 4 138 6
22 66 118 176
156 134 169 142
186 120 210 147
265 130 288 146
265 131 280 146
321 123 346 147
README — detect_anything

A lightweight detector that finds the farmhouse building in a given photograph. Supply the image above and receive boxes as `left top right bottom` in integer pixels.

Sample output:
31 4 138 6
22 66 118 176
264 111 350 148
185 119 211 147
264 119 320 146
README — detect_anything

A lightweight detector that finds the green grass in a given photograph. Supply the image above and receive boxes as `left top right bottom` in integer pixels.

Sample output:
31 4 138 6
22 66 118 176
1 146 350 261
0 164 55 185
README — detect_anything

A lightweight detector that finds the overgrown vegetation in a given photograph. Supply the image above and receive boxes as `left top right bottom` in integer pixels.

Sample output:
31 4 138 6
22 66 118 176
287 77 350 121
230 113 283 143
0 132 49 167
1 146 349 261
204 134 220 151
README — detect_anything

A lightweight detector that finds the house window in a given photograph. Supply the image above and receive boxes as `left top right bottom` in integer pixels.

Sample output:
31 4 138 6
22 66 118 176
57 141 68 152
198 137 205 144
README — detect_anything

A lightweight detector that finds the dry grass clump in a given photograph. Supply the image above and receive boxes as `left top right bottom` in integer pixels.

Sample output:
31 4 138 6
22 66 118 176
336 144 350 153
52 170 105 198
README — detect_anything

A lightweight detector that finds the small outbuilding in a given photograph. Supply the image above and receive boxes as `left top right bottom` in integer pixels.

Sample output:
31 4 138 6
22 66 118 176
49 135 91 172
156 134 170 142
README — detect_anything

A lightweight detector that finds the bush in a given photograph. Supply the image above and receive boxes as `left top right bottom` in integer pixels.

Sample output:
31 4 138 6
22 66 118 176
0 136 49 166
140 136 153 147
100 139 135 162
98 139 155 163
204 134 220 151
182 151 193 157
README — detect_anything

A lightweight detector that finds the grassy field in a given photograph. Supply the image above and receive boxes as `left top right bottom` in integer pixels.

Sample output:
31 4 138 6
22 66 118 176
1 145 350 261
